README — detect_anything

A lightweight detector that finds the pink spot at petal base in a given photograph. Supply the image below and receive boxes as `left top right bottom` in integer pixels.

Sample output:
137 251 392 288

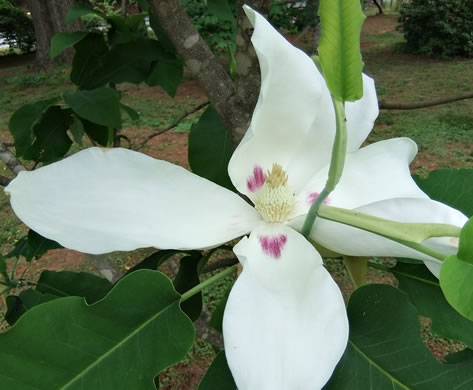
258 234 288 259
307 192 330 205
247 165 266 192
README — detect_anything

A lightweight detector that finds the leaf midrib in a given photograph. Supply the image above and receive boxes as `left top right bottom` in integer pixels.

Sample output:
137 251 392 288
59 299 177 389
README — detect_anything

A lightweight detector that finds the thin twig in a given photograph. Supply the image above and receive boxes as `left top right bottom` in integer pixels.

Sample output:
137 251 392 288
202 257 238 273
379 92 473 110
134 101 210 151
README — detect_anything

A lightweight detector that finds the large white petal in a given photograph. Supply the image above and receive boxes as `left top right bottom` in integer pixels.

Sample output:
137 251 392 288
294 138 427 216
228 6 326 198
6 148 261 254
290 198 467 278
223 223 348 390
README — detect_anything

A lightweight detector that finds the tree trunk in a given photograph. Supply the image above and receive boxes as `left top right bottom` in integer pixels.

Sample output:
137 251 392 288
26 0 82 70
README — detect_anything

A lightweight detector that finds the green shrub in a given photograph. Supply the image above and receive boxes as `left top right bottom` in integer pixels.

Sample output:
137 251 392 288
269 0 319 32
399 0 473 58
0 0 35 53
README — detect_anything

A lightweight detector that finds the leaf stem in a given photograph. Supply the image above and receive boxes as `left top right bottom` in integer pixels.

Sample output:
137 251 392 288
302 97 347 237
180 264 237 303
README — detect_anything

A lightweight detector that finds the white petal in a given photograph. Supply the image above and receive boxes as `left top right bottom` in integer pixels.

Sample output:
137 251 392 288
290 198 467 278
228 6 326 198
294 138 426 216
223 223 348 390
5 148 261 254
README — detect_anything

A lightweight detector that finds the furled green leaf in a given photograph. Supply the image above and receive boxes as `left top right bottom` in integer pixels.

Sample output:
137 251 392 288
174 254 203 321
5 290 58 326
70 33 109 88
23 106 73 162
414 169 473 217
325 284 473 389
50 32 88 59
64 87 122 128
81 39 163 89
440 218 473 321
66 3 104 24
124 250 179 277
207 0 235 22
37 271 113 304
69 115 85 145
317 0 365 101
0 270 194 390
198 350 236 390
392 262 473 349
189 105 235 191
147 57 184 97
8 98 59 157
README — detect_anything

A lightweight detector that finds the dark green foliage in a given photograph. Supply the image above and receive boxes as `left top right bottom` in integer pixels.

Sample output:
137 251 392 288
399 0 473 58
0 0 35 52
269 0 319 32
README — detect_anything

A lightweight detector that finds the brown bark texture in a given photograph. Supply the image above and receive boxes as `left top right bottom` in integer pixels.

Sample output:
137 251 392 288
26 0 82 70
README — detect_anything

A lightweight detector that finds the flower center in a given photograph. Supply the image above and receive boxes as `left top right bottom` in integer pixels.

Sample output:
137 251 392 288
253 164 295 223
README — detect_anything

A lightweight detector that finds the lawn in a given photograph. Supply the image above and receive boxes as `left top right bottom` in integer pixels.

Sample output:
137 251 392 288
0 11 472 389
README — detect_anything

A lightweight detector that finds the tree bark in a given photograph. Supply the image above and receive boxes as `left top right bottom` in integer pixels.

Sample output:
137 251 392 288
26 0 82 70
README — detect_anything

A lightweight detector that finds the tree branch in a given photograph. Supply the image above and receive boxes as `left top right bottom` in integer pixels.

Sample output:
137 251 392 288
0 141 25 176
148 0 250 148
134 101 210 151
379 92 473 110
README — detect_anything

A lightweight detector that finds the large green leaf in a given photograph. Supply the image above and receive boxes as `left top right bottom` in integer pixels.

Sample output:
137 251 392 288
207 0 235 22
174 254 204 322
66 3 104 24
414 169 473 217
198 350 236 390
147 56 183 97
5 290 58 326
0 270 194 390
64 87 122 129
23 106 74 162
81 118 109 146
189 105 235 191
50 32 88 59
81 39 163 89
392 262 473 349
8 98 59 157
440 218 473 321
37 270 113 304
70 33 109 88
325 284 473 389
317 0 365 101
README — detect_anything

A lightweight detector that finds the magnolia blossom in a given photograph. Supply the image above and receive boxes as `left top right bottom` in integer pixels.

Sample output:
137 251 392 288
5 6 467 390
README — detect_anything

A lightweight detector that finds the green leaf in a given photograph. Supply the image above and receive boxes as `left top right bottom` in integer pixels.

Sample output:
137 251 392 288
69 116 85 146
8 98 59 157
37 271 113 304
0 254 9 282
148 12 176 54
174 254 203 321
317 0 365 101
5 290 58 326
207 0 235 22
121 104 140 121
66 3 104 24
457 217 473 264
81 39 163 89
147 57 184 97
0 270 194 390
124 250 179 277
81 118 109 146
209 285 231 333
445 348 473 364
64 87 122 129
198 350 236 390
50 32 88 59
136 0 149 12
189 105 235 191
23 106 74 162
70 33 109 88
392 262 473 349
325 284 473 390
414 169 473 217
6 230 62 262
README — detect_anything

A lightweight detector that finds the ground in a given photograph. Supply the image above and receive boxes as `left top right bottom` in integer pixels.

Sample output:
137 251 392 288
0 10 472 389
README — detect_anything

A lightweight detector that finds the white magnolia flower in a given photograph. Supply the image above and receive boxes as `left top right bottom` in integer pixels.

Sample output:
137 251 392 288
5 6 467 390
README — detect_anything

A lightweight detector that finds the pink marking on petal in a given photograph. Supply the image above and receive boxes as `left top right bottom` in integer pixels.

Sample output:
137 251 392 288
307 192 330 205
258 234 288 259
247 165 267 192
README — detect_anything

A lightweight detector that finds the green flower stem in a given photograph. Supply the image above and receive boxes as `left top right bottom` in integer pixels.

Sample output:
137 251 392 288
317 204 460 261
180 264 237 303
302 97 347 237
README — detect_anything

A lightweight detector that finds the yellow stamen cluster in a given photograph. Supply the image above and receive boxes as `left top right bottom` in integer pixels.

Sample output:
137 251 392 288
254 163 295 223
